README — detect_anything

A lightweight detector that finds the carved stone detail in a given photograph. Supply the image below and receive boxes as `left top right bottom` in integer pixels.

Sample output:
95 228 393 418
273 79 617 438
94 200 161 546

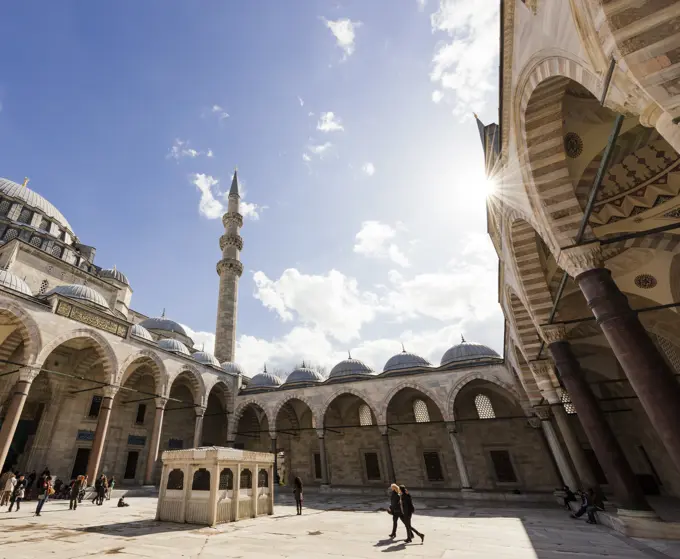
219 234 243 252
557 244 603 278
216 258 243 277
539 324 567 345
534 406 551 421
55 300 128 338
222 212 243 228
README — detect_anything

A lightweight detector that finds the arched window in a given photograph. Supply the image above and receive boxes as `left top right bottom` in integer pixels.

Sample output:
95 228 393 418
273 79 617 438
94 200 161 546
358 404 373 426
192 468 210 490
30 236 42 247
258 469 268 488
413 399 430 423
219 468 233 490
0 200 10 216
39 280 49 295
474 394 495 419
240 468 252 489
560 389 576 415
3 229 18 242
167 469 184 490
18 208 32 224
51 245 62 258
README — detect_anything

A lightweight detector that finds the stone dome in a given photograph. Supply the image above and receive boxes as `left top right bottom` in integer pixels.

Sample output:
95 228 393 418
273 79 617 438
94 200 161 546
285 365 324 385
0 178 74 234
44 284 110 310
221 362 246 375
131 323 153 341
192 351 220 368
440 340 500 366
158 338 190 356
383 350 432 373
139 317 187 337
329 357 375 379
248 370 282 388
0 269 33 296
100 267 129 286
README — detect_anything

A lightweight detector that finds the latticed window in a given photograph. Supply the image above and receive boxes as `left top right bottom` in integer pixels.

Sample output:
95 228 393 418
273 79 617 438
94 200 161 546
219 468 233 490
51 245 62 258
192 468 210 490
240 468 252 489
258 469 268 488
560 389 576 415
30 236 42 247
359 404 373 426
656 334 680 375
39 219 49 231
39 280 49 295
412 398 430 423
3 229 18 242
0 200 10 216
475 394 496 419
17 208 32 224
167 469 184 490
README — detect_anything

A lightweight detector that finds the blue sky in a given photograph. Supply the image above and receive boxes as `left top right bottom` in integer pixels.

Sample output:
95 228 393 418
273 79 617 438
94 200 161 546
0 0 502 376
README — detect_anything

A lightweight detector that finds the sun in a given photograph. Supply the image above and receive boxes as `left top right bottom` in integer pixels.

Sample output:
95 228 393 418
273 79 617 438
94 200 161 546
455 169 497 207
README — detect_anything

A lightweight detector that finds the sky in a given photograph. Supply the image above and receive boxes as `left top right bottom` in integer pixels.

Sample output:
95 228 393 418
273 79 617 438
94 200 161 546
0 0 503 377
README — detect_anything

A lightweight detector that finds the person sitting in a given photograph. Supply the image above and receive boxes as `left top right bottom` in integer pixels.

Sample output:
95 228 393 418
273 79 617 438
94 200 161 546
562 485 577 510
571 488 601 524
117 496 129 508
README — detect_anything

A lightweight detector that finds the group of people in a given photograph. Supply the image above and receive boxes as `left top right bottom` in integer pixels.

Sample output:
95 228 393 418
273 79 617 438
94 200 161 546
91 474 115 506
561 485 605 524
388 484 425 544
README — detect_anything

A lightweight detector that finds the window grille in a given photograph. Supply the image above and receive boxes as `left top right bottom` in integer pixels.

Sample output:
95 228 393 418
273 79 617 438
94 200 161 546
192 468 210 491
258 469 268 488
219 468 233 490
560 389 576 415
240 469 252 489
657 334 680 374
3 229 18 242
51 245 62 258
17 208 32 224
0 201 10 216
167 469 184 490
30 236 42 247
39 280 49 295
413 399 430 423
358 404 373 426
475 394 496 419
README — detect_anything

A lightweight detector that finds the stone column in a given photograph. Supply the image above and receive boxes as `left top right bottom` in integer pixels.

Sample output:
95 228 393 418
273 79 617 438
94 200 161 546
560 244 680 477
233 463 241 521
252 462 259 518
193 408 205 448
530 360 597 489
541 324 651 512
208 462 219 527
446 422 472 490
0 375 32 471
379 426 396 483
534 406 577 490
144 398 166 485
270 434 278 485
269 463 275 514
86 388 117 482
316 429 330 485
640 103 680 157
25 384 65 471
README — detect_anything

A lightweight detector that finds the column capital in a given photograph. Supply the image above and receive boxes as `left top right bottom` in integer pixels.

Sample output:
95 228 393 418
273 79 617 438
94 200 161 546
194 406 206 418
529 360 560 404
527 416 542 429
557 244 603 278
155 397 168 409
101 385 119 399
269 430 277 440
446 421 458 435
539 324 568 345
639 102 663 128
534 405 552 421
378 425 389 436
315 428 325 439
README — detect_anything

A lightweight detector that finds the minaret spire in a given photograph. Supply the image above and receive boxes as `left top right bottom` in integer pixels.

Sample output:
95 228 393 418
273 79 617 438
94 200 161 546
214 168 244 363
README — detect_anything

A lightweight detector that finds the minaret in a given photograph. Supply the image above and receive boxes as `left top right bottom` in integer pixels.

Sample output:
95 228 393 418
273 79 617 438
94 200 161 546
214 170 243 363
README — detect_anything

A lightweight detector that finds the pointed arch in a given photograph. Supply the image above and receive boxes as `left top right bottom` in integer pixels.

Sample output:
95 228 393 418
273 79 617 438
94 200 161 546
319 388 380 426
117 349 168 393
380 381 449 423
0 301 42 364
232 398 272 429
272 394 318 431
448 372 524 420
168 365 205 406
205 379 233 414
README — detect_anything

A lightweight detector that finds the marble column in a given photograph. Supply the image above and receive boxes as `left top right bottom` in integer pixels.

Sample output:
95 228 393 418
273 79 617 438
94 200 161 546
86 388 117 482
193 408 205 448
379 427 396 483
535 406 577 490
316 429 330 485
560 244 680 478
144 398 166 485
25 384 65 471
446 422 472 490
0 375 32 471
542 324 651 512
270 434 278 485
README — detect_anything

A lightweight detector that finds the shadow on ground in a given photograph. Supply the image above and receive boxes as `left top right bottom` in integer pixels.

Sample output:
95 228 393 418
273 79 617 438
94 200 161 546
77 519 196 537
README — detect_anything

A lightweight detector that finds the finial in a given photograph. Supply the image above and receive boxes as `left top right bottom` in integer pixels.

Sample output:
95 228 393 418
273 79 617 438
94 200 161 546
161 308 166 318
113 264 116 272
229 169 240 198
348 350 352 359
461 334 466 343
401 342 406 353
473 112 478 119
302 360 306 368
201 343 205 351
263 363 267 373
21 177 30 187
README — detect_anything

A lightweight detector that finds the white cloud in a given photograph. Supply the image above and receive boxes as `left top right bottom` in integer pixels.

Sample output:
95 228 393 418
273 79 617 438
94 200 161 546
429 0 499 118
432 90 444 103
298 96 305 107
206 149 214 158
303 142 333 162
317 111 344 133
190 173 264 221
362 162 376 176
322 17 362 58
302 153 312 162
212 104 229 120
353 221 409 267
167 139 200 160
417 0 428 11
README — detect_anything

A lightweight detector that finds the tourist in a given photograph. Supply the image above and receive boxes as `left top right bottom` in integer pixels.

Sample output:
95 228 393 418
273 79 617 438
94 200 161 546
562 485 577 510
26 470 36 500
117 496 130 508
399 485 424 544
0 471 15 506
107 476 115 500
78 475 88 503
70 476 84 510
92 475 102 504
570 488 601 524
35 473 52 516
293 476 303 515
8 474 26 512
98 475 108 505
387 484 409 540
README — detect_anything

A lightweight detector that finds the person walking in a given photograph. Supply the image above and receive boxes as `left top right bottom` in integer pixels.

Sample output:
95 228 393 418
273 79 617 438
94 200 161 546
92 475 102 505
388 483 411 541
26 470 36 500
0 471 15 506
35 474 51 516
8 474 26 512
69 476 84 511
107 476 115 500
78 475 88 503
293 477 303 515
97 475 108 506
399 485 424 544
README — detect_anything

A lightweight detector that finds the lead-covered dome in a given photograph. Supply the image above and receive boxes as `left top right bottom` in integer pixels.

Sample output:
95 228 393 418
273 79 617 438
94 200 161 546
0 269 33 296
158 338 190 356
221 362 246 375
100 267 129 286
193 351 220 368
383 350 431 373
0 178 74 234
44 284 110 310
131 323 153 341
139 317 187 337
249 370 282 388
285 364 324 385
441 340 500 366
329 356 374 379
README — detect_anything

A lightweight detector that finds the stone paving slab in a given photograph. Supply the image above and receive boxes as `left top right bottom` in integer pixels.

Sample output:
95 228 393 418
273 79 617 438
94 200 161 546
0 494 679 558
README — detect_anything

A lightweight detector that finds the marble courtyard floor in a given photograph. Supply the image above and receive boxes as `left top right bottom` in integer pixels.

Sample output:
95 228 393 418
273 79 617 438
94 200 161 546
1 492 680 558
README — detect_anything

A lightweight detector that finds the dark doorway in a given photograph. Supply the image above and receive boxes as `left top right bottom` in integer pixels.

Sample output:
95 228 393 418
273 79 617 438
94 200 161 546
71 448 90 479
124 451 139 480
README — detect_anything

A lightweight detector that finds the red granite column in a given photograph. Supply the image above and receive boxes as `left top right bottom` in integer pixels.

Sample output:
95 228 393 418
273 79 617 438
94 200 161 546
560 244 680 477
86 392 115 482
0 378 32 470
542 325 650 511
144 398 166 485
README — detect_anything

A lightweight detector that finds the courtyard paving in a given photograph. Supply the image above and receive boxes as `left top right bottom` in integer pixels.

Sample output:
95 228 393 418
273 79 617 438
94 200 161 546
1 492 679 558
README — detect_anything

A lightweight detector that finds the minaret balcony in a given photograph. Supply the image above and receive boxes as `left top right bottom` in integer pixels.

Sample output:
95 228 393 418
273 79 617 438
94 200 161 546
216 258 244 277
222 212 243 228
220 234 243 251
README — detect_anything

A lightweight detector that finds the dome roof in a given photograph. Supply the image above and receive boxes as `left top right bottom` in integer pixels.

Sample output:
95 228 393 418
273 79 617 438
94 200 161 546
285 365 324 384
440 340 500 366
329 357 375 379
0 178 74 233
192 351 220 368
383 350 432 373
44 284 109 310
0 269 33 296
221 362 246 375
100 267 129 286
158 338 190 356
131 323 153 341
139 317 187 337
249 370 282 388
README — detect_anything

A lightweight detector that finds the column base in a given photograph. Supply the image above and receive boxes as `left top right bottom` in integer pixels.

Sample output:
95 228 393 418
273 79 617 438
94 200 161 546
595 509 680 540
460 487 474 492
319 484 332 493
